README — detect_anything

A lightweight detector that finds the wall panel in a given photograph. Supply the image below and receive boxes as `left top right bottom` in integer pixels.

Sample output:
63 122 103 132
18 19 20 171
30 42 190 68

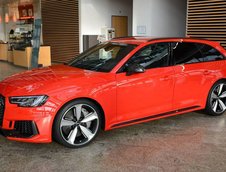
41 0 79 63
187 0 226 48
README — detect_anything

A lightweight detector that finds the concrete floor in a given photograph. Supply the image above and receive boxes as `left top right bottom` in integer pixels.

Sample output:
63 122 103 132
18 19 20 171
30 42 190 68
1 61 226 172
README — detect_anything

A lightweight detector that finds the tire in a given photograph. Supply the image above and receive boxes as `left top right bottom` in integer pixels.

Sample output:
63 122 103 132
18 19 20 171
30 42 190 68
53 99 102 148
205 80 226 116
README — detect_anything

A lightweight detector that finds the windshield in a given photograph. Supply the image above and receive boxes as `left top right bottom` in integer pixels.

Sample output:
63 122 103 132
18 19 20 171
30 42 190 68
69 42 137 72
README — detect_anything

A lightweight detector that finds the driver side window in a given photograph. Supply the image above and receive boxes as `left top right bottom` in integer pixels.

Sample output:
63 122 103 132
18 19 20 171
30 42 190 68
122 42 170 72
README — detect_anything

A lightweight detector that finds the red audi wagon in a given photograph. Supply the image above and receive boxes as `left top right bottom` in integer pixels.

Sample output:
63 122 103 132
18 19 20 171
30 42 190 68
1 37 226 148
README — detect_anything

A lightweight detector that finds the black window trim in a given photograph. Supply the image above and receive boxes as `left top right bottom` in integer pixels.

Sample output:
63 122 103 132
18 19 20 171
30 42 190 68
116 41 226 74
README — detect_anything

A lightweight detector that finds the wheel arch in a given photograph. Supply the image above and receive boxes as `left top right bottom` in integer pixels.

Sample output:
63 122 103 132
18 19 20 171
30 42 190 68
209 78 226 93
205 78 226 115
208 78 226 91
206 78 226 105
215 78 226 82
52 97 106 132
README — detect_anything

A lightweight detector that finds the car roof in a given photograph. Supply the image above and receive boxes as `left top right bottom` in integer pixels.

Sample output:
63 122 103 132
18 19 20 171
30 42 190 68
110 36 221 46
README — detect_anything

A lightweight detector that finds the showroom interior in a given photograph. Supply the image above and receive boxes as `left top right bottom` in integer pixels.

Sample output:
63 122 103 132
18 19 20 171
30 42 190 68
1 0 226 171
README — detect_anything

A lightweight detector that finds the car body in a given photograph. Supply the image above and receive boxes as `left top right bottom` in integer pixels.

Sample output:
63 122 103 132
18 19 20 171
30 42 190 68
1 37 226 148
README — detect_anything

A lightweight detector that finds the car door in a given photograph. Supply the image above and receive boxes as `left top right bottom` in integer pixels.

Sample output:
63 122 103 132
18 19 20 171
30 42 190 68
116 42 175 122
172 42 210 109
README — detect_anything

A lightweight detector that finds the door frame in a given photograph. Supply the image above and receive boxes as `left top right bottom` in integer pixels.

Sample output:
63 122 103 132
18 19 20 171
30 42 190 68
111 15 129 38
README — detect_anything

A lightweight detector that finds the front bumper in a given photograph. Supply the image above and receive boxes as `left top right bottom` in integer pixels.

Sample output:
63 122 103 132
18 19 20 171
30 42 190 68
0 121 39 138
0 118 53 143
0 95 58 143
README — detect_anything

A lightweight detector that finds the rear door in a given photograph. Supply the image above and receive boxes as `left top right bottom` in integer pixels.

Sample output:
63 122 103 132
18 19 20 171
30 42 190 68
172 41 225 110
172 42 207 109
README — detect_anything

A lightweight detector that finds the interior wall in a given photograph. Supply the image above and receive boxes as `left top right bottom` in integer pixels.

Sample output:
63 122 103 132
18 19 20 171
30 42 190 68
80 0 133 52
133 0 187 37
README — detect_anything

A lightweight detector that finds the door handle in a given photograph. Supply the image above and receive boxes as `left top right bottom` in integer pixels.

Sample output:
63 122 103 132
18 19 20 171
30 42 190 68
160 76 171 81
204 70 211 75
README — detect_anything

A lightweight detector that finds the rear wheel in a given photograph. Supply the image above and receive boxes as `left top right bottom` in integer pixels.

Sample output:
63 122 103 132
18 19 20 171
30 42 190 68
206 81 226 116
53 99 102 148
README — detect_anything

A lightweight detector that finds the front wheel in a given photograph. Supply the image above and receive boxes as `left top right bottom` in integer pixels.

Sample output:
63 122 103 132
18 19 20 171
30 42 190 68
53 99 102 148
205 81 226 116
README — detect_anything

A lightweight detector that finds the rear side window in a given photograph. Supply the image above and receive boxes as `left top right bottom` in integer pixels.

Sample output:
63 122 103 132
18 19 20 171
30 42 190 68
172 42 204 65
199 44 224 62
173 42 225 65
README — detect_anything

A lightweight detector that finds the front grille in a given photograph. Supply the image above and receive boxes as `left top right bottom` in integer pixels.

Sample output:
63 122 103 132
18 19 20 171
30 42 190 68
0 95 5 127
14 121 39 138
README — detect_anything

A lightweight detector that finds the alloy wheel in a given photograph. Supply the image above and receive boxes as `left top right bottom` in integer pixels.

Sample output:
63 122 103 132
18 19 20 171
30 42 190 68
60 104 99 146
211 83 226 114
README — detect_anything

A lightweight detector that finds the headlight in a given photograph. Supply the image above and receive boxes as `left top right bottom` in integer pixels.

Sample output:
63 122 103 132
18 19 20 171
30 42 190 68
9 95 48 107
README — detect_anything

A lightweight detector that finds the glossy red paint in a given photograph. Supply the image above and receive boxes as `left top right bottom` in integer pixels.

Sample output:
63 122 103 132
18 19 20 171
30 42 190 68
116 66 174 122
0 37 226 143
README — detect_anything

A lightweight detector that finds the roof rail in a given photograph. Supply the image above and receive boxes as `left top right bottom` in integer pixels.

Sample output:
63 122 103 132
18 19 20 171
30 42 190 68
112 36 138 40
147 37 211 42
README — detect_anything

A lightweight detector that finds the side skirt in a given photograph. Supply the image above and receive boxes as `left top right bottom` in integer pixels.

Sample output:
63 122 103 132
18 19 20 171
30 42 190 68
111 106 201 128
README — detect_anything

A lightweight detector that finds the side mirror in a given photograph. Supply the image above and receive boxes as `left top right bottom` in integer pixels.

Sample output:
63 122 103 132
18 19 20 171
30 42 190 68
126 63 145 76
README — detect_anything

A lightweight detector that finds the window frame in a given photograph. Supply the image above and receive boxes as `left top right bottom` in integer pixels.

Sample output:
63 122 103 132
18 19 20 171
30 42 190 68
117 42 172 73
116 40 226 74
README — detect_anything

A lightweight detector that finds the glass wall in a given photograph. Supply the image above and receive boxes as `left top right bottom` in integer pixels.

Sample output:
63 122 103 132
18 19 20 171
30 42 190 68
0 0 41 50
0 0 51 69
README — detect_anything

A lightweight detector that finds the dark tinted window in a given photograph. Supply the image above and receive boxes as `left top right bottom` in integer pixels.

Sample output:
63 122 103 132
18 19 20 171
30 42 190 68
123 43 170 71
172 42 204 65
199 44 224 62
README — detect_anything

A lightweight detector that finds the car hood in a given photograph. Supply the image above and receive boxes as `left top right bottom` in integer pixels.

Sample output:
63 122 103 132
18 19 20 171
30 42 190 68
0 65 112 96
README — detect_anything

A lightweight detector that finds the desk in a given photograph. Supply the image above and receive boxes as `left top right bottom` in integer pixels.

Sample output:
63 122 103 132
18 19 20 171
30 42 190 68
0 43 8 61
7 51 13 62
13 46 51 68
